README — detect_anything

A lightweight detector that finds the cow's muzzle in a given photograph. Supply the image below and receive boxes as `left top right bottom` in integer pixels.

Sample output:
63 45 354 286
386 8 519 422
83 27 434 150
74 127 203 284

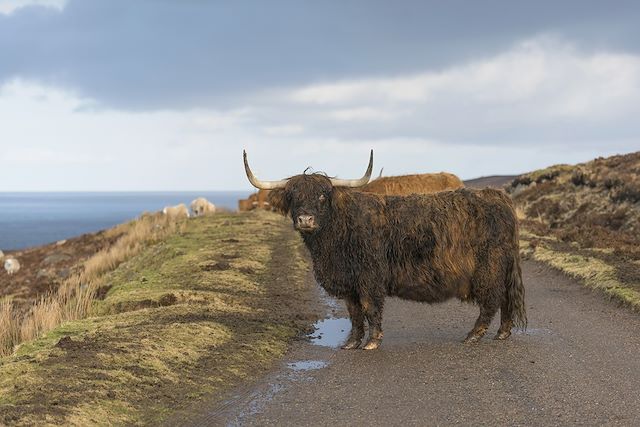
295 215 317 231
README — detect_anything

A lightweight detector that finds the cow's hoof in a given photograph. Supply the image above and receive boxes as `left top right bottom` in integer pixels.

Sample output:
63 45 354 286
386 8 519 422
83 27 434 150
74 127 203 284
463 326 487 344
463 333 483 344
341 339 362 350
363 338 382 350
494 330 512 340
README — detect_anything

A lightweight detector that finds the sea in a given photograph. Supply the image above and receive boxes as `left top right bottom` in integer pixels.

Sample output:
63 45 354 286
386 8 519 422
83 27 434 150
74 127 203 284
0 191 250 251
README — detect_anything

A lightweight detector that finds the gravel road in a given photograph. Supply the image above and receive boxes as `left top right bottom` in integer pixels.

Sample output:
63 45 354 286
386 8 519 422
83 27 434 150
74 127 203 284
191 260 640 426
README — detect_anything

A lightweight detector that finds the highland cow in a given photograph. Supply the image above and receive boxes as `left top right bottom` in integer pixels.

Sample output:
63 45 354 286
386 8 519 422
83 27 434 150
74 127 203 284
362 172 464 195
244 150 526 350
238 189 271 211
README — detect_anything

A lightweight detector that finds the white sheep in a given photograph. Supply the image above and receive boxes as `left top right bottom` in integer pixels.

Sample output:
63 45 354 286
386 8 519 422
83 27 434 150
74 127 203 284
162 203 190 218
190 197 216 217
4 258 20 275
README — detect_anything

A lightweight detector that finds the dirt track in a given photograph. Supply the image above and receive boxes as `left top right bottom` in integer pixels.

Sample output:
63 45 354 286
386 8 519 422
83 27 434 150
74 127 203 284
190 259 640 426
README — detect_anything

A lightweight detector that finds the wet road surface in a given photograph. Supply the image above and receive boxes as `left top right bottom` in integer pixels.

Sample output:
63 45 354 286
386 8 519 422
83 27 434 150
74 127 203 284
194 260 640 426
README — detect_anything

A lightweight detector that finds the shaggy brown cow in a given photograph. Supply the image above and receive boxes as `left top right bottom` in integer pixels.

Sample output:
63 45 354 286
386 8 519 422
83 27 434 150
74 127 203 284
238 189 271 211
244 150 526 350
362 172 464 195
238 198 253 212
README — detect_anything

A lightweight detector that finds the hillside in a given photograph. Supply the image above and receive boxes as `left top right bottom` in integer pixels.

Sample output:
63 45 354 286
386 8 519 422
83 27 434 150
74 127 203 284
1 230 122 311
507 151 640 307
464 175 517 189
0 211 320 425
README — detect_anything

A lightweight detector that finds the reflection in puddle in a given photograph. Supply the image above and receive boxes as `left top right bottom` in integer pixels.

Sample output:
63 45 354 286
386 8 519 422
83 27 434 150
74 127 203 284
310 317 351 348
288 360 328 371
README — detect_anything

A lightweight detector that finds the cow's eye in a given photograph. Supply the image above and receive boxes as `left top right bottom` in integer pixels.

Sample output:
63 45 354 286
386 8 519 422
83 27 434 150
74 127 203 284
319 194 326 202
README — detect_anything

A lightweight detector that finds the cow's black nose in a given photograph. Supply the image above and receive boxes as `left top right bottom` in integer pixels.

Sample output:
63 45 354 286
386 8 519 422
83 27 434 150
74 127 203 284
297 215 315 228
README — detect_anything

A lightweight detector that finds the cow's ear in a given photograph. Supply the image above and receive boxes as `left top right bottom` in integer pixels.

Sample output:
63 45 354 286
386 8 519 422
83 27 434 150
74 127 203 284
267 189 290 216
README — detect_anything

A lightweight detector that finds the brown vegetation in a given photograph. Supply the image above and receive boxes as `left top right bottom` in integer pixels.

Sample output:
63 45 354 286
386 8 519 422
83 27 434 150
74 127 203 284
508 151 640 306
361 172 464 195
0 230 123 309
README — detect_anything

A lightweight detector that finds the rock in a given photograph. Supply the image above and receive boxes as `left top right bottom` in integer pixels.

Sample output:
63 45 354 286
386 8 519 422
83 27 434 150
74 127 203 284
57 268 71 279
510 183 529 197
43 252 72 266
56 239 67 246
36 269 50 279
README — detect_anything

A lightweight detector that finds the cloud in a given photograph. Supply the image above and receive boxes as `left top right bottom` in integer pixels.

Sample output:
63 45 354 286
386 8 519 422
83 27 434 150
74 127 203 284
327 107 399 122
0 0 66 15
2 1 640 110
0 80 250 191
278 37 640 146
263 124 305 137
2 34 638 193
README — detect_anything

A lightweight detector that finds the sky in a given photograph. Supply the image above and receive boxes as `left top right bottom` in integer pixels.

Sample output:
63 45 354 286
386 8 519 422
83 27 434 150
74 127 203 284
1 0 639 191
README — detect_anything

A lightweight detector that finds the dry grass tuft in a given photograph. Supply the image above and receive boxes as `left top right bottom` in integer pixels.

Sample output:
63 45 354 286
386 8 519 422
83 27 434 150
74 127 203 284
0 213 186 357
0 299 20 357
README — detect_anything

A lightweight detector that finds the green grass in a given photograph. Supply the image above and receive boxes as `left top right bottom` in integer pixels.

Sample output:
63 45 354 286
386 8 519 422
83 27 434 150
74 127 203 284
0 211 320 426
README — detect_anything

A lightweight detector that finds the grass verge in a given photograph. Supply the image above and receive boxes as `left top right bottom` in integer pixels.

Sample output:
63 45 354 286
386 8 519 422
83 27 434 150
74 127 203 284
0 211 320 426
520 229 640 310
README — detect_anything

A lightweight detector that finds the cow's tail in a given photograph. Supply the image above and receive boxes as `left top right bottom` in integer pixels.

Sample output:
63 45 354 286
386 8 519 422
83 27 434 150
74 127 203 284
507 227 527 330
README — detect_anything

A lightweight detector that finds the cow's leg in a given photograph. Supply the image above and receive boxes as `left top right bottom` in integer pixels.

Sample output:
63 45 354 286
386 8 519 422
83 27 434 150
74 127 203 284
342 297 365 350
362 296 384 350
464 300 499 343
495 298 513 340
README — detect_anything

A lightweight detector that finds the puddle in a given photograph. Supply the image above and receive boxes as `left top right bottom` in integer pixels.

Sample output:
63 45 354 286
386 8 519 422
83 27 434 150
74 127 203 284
288 360 328 371
310 317 351 348
219 288 347 425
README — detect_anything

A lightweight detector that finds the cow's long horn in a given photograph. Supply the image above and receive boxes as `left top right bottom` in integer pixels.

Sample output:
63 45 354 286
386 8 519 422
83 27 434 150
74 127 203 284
329 150 374 187
243 150 290 190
